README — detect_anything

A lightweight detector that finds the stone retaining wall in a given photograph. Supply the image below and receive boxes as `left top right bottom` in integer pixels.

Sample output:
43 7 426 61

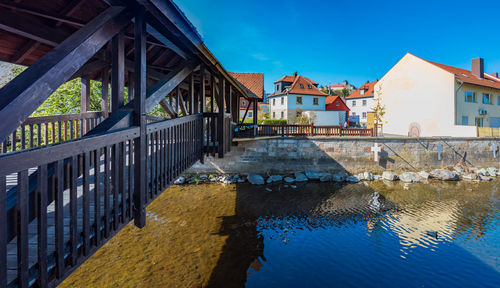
187 137 500 174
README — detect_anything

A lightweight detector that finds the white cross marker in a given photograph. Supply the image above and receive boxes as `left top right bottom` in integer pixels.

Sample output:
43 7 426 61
493 143 498 158
437 143 443 160
371 143 381 162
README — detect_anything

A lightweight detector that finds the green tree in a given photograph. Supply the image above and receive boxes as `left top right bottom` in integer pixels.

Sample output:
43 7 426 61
373 86 386 125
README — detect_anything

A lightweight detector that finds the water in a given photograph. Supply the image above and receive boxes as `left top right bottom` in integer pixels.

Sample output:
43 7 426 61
61 179 500 288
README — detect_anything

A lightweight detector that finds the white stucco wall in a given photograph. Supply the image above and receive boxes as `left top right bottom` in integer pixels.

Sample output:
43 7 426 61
375 53 477 137
303 111 347 126
345 97 374 125
269 94 288 119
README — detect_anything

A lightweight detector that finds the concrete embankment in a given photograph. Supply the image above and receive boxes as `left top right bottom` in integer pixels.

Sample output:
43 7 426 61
187 136 500 174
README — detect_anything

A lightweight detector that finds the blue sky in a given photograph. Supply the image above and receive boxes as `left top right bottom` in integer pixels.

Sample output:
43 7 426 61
176 0 500 93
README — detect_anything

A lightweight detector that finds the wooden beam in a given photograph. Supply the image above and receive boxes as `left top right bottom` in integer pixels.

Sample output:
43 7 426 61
241 101 250 123
178 90 188 116
70 60 108 80
133 7 147 229
189 73 195 114
128 71 134 101
10 40 39 64
159 99 177 118
111 32 125 112
101 68 109 117
217 78 225 157
0 6 133 144
200 64 205 113
81 76 90 134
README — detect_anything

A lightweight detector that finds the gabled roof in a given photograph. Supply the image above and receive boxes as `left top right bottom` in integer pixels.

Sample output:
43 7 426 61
274 74 318 85
346 81 377 99
270 75 326 97
420 57 500 90
229 72 264 99
325 96 349 111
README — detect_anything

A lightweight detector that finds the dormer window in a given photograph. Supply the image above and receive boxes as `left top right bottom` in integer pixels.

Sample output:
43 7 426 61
360 90 365 95
307 84 312 89
299 84 304 88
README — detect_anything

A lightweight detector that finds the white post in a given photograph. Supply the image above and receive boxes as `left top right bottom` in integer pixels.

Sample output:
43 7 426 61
371 143 381 162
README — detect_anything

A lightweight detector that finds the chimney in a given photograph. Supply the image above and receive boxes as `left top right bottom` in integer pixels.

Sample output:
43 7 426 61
293 72 298 77
471 58 484 78
492 72 499 78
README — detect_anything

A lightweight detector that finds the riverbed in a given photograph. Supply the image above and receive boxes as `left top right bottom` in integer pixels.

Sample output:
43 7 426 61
61 179 500 287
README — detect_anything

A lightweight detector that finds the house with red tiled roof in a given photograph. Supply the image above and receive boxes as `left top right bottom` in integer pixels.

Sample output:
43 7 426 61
375 53 500 137
229 72 264 119
269 73 329 121
345 80 377 126
328 80 355 94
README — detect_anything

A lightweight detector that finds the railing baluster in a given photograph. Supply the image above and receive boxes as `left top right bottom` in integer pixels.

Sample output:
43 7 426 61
94 148 101 246
83 152 90 255
54 159 65 279
37 164 48 287
155 131 160 194
128 140 133 220
119 142 125 222
17 170 29 287
112 144 119 230
0 175 6 288
69 156 78 266
11 131 16 152
104 146 110 238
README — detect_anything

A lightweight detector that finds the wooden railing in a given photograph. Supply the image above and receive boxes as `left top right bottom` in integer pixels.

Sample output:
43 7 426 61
255 124 373 137
0 112 105 154
0 114 203 288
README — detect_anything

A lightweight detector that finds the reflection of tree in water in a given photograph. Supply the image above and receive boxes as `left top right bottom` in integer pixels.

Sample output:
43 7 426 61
207 182 396 287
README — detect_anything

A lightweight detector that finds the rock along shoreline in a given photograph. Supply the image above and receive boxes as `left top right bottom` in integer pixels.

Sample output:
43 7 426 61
173 166 499 186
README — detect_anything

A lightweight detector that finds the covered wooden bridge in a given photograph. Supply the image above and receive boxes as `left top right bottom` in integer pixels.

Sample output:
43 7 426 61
0 0 258 287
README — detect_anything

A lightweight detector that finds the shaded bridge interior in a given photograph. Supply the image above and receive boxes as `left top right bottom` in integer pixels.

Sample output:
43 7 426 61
0 0 258 287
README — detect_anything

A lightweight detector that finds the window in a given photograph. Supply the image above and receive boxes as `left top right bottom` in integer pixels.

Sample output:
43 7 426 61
336 102 340 106
307 84 312 89
362 112 367 119
242 101 246 106
362 100 367 106
465 91 476 102
281 111 284 119
281 97 284 105
461 116 468 125
273 99 276 106
276 84 279 92
299 84 304 88
360 90 365 95
475 117 484 127
352 100 356 107
273 112 275 118
296 96 303 105
248 112 252 117
313 97 319 105
483 93 492 104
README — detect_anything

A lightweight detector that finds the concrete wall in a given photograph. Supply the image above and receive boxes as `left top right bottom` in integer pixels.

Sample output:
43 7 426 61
455 83 500 128
187 137 500 174
375 53 476 137
303 110 347 126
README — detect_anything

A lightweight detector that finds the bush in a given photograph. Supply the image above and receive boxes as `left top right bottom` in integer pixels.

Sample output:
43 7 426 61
259 119 287 125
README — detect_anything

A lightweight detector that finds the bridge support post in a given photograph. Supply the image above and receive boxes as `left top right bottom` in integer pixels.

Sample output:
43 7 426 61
217 78 225 158
133 8 147 228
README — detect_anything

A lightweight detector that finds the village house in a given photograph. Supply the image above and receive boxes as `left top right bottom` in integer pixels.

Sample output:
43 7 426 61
328 80 355 94
345 80 377 127
269 73 328 121
375 53 500 137
229 72 264 119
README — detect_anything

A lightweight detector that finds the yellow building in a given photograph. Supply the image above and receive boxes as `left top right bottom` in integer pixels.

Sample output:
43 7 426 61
375 53 500 137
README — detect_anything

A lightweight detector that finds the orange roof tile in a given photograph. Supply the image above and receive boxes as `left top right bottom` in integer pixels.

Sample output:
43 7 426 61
274 74 318 85
229 72 264 99
346 81 377 99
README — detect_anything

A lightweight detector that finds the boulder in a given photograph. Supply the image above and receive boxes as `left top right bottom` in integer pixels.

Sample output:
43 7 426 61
453 166 465 174
399 172 420 183
418 171 430 179
332 173 345 182
382 171 398 181
319 174 332 182
486 167 498 177
305 170 321 180
462 174 477 180
294 172 308 182
346 176 360 183
373 175 382 180
284 177 295 183
248 174 265 185
174 176 185 185
199 174 208 180
356 173 364 181
479 175 493 181
363 172 375 181
429 169 459 181
477 168 487 176
267 175 283 184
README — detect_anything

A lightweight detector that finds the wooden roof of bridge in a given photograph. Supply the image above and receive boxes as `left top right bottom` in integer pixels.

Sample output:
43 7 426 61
0 0 256 100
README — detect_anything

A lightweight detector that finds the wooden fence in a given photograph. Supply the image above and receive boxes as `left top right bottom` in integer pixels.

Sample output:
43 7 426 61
0 114 203 287
255 124 373 137
477 127 500 137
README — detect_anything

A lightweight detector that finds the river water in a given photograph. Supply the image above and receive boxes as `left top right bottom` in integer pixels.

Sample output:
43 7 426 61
61 179 500 287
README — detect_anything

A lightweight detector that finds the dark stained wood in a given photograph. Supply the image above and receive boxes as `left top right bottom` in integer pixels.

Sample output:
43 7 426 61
0 6 133 144
55 160 64 279
0 175 5 288
111 32 125 112
37 164 48 287
11 40 39 64
133 7 147 228
69 156 78 266
94 148 101 246
82 152 90 255
81 76 90 133
17 170 28 288
160 99 177 118
102 68 109 117
217 78 225 157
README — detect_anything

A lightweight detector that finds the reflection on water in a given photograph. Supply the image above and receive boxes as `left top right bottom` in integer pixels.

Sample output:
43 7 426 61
61 180 500 287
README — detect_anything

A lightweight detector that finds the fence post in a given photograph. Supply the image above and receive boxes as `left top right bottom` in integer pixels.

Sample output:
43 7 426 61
339 125 343 137
311 123 314 136
281 123 285 137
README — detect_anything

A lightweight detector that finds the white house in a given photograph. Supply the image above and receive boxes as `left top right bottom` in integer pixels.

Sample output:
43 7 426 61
375 53 500 137
345 80 377 127
269 73 328 121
